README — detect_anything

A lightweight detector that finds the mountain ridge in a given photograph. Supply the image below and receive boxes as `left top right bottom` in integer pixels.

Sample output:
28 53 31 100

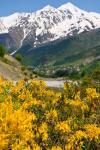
0 2 100 51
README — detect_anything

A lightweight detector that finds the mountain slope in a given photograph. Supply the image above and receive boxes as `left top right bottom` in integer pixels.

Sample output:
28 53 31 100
0 33 16 51
0 55 25 80
0 3 100 50
17 28 100 67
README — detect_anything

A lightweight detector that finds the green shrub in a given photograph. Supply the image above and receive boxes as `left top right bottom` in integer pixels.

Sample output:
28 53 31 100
21 66 26 72
15 54 23 62
0 45 6 57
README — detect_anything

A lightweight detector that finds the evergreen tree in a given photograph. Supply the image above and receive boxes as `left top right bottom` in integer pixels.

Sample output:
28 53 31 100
0 45 6 57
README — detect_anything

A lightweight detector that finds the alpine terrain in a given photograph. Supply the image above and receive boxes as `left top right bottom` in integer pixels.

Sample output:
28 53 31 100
0 2 100 50
0 2 100 76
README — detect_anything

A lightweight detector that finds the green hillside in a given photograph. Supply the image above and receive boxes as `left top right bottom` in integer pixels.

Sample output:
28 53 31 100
17 28 100 67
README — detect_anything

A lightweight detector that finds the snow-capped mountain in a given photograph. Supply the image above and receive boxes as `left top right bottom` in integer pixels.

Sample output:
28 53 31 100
0 2 100 50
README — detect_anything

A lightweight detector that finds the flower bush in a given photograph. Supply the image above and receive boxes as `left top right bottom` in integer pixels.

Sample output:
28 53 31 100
0 76 100 150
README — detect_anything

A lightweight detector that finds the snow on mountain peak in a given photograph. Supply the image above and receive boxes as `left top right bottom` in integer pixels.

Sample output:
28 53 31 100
38 5 56 12
0 20 7 33
0 2 100 49
58 2 85 14
1 13 21 28
59 2 76 8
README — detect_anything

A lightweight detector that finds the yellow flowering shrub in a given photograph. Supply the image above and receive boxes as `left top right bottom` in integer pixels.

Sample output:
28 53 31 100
55 121 71 133
0 102 36 149
85 124 100 140
86 88 99 99
51 146 62 150
0 77 100 149
38 122 48 141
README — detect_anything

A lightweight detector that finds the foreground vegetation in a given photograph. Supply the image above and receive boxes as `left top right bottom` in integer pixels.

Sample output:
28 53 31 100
0 76 100 150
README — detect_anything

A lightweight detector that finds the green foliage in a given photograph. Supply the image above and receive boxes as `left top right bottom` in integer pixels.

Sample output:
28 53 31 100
91 69 100 81
53 69 69 77
21 66 26 72
0 45 6 57
84 61 100 79
15 53 23 62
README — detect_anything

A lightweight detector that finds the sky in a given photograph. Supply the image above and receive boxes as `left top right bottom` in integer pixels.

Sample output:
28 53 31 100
0 0 100 16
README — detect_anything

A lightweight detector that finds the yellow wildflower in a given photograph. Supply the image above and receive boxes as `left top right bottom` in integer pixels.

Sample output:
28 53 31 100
56 121 71 133
38 122 48 141
85 124 100 140
46 109 58 120
86 88 99 99
51 146 62 150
